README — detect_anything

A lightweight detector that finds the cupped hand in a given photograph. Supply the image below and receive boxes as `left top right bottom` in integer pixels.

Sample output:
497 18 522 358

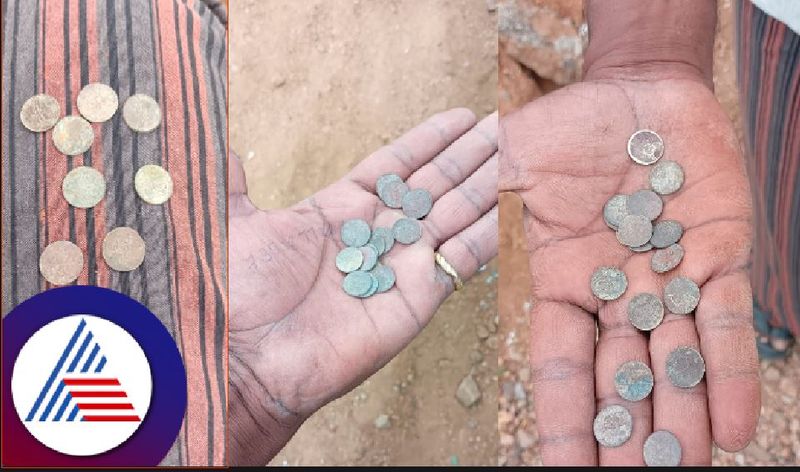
500 79 760 465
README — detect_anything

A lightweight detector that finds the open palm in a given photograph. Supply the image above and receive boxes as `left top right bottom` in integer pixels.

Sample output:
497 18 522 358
500 80 760 465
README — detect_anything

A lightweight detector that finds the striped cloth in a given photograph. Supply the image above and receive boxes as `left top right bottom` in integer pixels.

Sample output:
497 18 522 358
1 0 227 465
736 0 800 337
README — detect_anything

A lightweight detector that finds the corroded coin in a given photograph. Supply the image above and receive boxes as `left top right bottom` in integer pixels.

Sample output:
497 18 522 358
341 219 371 247
62 166 106 208
122 94 161 132
393 217 422 244
627 189 663 221
603 194 629 230
360 273 380 298
627 129 664 165
590 267 628 301
593 404 633 448
649 160 684 195
52 115 94 155
20 94 61 132
666 346 705 388
76 83 118 123
335 247 363 273
644 430 682 466
379 180 409 209
630 242 653 253
627 293 664 331
102 227 145 272
134 164 173 204
651 243 685 274
359 244 379 271
369 227 394 255
663 276 700 314
376 173 403 196
401 188 433 219
39 240 83 285
650 220 683 248
616 215 653 247
343 270 374 297
615 360 654 402
370 263 396 293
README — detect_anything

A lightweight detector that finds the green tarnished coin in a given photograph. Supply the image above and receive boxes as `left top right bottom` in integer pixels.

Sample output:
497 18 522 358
644 430 682 466
401 188 433 219
650 220 683 248
376 173 403 197
335 247 363 273
649 160 684 195
343 270 374 297
123 94 161 132
663 276 700 314
359 244 379 271
135 164 174 205
615 360 654 402
20 94 61 132
370 263 396 293
627 292 664 331
341 219 371 247
359 273 380 298
603 194 629 230
651 243 685 274
39 240 84 285
593 404 633 448
590 267 627 301
627 189 663 221
392 217 422 244
52 115 94 155
627 129 664 165
102 227 145 272
77 83 119 123
666 346 705 388
616 215 653 248
62 166 106 208
379 180 409 209
369 227 394 255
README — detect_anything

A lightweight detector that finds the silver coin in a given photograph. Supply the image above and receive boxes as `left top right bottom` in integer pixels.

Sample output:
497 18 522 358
379 180 409 209
134 164 174 205
644 430 682 466
663 276 700 314
62 166 106 208
76 83 118 123
593 404 633 448
335 247 363 273
627 293 664 331
630 242 653 253
39 240 83 285
359 244 379 271
615 360 654 402
649 160 684 195
369 227 394 255
651 220 683 248
616 215 653 247
393 217 422 244
590 267 628 301
627 189 663 221
122 94 161 132
341 219 371 247
370 263 396 293
376 173 403 197
666 346 706 388
102 227 145 272
603 194 629 230
342 270 374 297
627 129 664 165
52 115 94 155
20 94 61 132
401 188 433 219
651 243 685 274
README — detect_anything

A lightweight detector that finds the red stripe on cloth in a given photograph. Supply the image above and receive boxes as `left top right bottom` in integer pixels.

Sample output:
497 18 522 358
62 378 120 385
77 403 134 410
70 391 127 397
82 415 141 422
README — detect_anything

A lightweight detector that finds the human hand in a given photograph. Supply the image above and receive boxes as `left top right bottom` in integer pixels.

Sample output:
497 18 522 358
229 109 498 465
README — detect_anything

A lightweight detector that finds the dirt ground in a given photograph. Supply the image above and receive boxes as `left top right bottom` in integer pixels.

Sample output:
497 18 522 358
230 0 498 466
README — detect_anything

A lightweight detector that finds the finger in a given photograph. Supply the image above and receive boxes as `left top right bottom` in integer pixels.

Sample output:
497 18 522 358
230 151 248 195
347 108 477 188
694 271 760 452
405 112 497 199
434 205 498 292
529 301 598 465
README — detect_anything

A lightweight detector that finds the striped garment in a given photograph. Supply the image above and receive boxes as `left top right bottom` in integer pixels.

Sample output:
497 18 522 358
735 0 800 337
1 0 227 465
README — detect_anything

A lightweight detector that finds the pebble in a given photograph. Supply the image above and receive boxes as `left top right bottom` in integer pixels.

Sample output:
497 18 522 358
374 414 391 429
456 374 481 407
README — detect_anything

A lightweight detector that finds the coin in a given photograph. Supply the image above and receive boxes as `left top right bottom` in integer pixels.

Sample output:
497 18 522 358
39 240 83 285
20 94 61 132
134 164 173 204
76 83 118 123
666 346 705 388
393 217 422 244
630 242 653 253
603 194 629 230
650 220 683 248
62 166 106 208
122 94 161 132
360 274 380 298
52 115 94 155
359 244 379 271
401 188 433 219
627 189 663 221
651 243 685 274
343 270 374 297
369 227 394 255
663 276 700 314
379 180 410 209
336 247 363 273
627 293 664 331
644 430 682 466
627 129 664 165
616 215 653 247
615 360 654 402
341 219 371 247
102 227 146 272
649 160 684 195
376 173 403 196
593 404 633 448
370 263 396 293
590 267 628 301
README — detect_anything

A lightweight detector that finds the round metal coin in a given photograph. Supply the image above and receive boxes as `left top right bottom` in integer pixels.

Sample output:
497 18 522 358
369 227 394 255
644 430 682 466
593 404 633 448
379 180 409 209
335 247 363 273
20 94 61 132
627 129 664 165
134 164 174 204
627 189 663 221
76 83 118 123
650 220 683 248
616 215 653 247
343 270 374 297
102 227 146 272
376 173 403 197
52 115 94 155
122 94 161 132
603 194 629 230
393 217 422 245
651 243 685 274
663 276 700 314
627 293 664 331
341 219 371 247
401 188 433 219
649 160 684 195
590 267 628 301
39 240 83 285
370 263 396 293
359 244 379 271
630 242 653 253
666 346 706 388
359 273 380 298
615 360 654 402
62 166 106 208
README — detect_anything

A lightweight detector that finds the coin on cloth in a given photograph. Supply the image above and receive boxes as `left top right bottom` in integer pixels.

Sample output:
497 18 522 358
62 166 106 208
52 115 94 155
123 94 161 132
102 227 146 272
77 83 119 123
20 94 61 132
134 164 173 205
39 240 84 285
